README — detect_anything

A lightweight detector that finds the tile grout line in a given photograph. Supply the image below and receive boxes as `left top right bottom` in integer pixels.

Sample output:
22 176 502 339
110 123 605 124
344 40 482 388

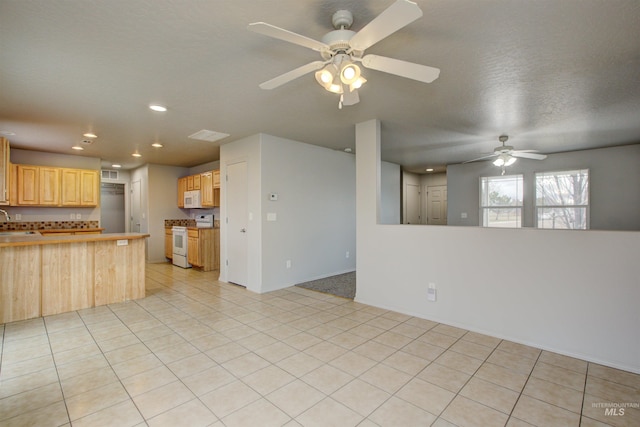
503 347 542 425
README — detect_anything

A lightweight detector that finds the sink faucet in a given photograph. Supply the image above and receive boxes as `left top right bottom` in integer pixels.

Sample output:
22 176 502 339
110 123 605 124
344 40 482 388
0 209 10 222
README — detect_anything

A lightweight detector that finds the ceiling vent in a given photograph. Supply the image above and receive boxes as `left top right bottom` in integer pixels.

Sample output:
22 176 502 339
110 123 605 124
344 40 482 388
188 129 230 143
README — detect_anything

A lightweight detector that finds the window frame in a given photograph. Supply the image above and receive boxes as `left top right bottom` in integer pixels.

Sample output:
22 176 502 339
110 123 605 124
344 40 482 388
479 174 524 228
535 169 590 230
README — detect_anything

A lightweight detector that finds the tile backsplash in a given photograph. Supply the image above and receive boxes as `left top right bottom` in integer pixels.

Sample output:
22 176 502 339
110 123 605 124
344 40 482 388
164 219 197 227
0 221 100 231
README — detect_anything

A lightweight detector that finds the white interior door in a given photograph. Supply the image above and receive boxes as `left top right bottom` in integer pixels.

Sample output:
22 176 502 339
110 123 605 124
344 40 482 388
226 162 248 286
405 183 420 224
427 185 448 225
130 180 141 232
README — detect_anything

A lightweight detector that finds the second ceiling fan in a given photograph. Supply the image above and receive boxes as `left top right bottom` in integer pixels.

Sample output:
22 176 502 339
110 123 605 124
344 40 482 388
248 0 440 108
464 135 548 174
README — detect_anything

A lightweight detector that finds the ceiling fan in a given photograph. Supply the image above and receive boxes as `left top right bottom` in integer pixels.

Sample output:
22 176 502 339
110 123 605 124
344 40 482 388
464 135 548 174
247 0 440 108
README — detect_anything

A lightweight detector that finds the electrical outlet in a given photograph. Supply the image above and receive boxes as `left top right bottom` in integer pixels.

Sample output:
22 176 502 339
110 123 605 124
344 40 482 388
70 213 75 220
286 260 291 269
76 213 82 220
15 214 21 220
345 251 350 258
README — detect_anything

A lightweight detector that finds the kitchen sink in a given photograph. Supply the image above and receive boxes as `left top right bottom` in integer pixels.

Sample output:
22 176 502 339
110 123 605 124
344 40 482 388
0 231 40 236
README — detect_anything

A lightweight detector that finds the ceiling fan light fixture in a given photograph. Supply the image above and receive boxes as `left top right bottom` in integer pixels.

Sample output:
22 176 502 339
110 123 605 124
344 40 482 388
315 64 339 91
340 63 361 85
350 76 366 91
493 153 516 167
328 83 343 94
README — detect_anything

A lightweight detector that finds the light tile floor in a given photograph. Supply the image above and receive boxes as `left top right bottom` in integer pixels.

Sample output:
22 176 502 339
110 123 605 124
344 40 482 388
1 263 638 427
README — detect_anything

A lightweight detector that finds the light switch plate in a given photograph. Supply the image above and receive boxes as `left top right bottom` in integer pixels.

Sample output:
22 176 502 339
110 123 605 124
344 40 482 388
267 213 277 221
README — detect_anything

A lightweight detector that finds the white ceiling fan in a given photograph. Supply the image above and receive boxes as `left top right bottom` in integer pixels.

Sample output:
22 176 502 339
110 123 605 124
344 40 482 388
464 135 548 174
247 0 440 108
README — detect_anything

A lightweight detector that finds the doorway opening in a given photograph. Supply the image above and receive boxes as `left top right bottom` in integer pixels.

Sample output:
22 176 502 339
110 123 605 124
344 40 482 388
100 183 126 233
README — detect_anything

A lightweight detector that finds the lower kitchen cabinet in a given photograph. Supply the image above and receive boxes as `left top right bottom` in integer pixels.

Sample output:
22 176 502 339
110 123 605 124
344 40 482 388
165 227 173 259
187 228 219 271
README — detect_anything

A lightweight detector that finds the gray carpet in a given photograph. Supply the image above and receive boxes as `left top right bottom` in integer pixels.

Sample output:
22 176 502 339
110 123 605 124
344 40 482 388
295 272 356 299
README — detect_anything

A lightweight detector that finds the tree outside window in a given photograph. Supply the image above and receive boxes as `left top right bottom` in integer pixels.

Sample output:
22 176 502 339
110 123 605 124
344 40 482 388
536 169 589 229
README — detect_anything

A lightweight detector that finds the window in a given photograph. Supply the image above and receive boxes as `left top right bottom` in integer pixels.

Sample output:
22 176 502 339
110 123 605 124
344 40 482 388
480 175 523 228
535 169 589 229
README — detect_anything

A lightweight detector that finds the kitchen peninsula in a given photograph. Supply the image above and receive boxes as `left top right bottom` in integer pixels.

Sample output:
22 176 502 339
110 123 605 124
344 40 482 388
0 231 149 323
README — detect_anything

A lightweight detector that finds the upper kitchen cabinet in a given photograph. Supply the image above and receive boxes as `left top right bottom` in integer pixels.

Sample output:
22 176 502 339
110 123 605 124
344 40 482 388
0 137 9 205
178 170 220 208
61 169 99 206
12 164 99 207
16 164 59 205
177 176 187 208
38 167 60 205
201 171 214 206
186 174 201 191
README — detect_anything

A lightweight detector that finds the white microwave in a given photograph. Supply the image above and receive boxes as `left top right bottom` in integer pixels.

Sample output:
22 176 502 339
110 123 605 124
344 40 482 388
184 190 202 208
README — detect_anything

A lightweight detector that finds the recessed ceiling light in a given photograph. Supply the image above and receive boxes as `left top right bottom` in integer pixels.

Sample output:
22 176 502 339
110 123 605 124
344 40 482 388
83 132 97 138
111 164 122 168
71 145 84 151
132 152 142 157
151 142 163 148
149 104 167 112
426 168 434 172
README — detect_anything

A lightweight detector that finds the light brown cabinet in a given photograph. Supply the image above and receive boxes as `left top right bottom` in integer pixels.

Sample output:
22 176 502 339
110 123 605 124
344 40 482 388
187 228 200 266
39 167 60 205
165 227 173 259
0 137 9 205
186 174 201 191
201 172 214 207
16 164 39 205
178 170 220 208
186 228 219 271
177 176 187 208
212 170 220 207
16 164 60 205
12 164 99 207
61 169 99 206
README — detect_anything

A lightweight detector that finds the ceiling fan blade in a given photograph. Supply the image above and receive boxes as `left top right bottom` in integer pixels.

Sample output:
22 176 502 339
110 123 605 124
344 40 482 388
248 22 329 52
462 153 498 164
259 61 326 90
349 0 423 51
512 152 548 160
341 88 360 106
361 54 440 83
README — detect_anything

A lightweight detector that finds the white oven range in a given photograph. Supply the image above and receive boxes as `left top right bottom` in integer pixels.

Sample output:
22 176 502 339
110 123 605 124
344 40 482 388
171 226 191 268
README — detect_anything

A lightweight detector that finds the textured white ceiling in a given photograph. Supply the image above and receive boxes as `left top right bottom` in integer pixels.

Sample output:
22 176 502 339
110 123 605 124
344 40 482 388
1 0 639 171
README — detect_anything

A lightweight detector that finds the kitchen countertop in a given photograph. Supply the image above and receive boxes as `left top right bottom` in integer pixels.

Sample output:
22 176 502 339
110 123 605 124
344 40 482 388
0 232 150 248
39 228 105 233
